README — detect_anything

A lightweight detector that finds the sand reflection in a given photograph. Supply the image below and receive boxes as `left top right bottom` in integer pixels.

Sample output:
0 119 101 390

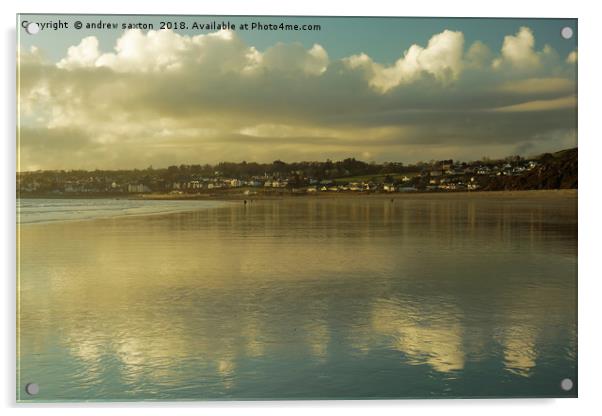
371 298 465 373
17 194 577 399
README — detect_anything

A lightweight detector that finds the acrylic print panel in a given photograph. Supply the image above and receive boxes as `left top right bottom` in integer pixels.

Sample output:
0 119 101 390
16 14 578 402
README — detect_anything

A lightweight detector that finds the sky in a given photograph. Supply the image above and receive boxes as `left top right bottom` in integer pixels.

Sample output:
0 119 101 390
17 15 578 171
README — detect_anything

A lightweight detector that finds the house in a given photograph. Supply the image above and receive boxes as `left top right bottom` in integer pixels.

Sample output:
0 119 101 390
272 180 288 188
246 180 263 187
186 180 202 190
127 184 151 193
349 182 362 191
383 184 397 192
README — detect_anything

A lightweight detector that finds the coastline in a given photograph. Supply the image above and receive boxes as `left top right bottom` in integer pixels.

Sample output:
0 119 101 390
19 188 578 202
16 199 231 226
17 189 577 226
138 188 577 201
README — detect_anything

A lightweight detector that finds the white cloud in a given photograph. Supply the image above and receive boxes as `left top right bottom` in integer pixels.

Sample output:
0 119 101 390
95 29 188 72
95 29 256 73
417 30 465 80
492 27 548 71
57 36 101 70
345 30 464 93
55 29 329 77
17 26 578 170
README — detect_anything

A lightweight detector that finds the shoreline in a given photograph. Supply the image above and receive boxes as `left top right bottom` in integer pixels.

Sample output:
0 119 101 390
17 189 577 226
18 188 577 202
17 199 232 226
140 188 578 201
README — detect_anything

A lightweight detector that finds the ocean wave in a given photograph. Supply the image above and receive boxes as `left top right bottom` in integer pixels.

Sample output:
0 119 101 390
17 198 225 224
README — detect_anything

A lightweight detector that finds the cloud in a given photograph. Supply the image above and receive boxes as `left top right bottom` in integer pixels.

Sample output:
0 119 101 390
262 42 329 75
492 27 551 72
57 36 101 70
491 95 577 112
18 26 577 170
566 50 578 64
496 78 575 95
59 29 256 73
344 29 464 92
56 29 327 77
465 40 493 69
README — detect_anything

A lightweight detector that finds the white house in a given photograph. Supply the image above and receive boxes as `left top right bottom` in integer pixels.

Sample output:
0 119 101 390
128 184 151 193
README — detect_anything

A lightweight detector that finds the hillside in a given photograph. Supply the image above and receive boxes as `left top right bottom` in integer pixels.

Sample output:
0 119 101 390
484 148 577 191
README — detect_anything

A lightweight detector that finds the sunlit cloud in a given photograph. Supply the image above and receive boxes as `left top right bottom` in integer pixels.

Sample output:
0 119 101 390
18 25 577 170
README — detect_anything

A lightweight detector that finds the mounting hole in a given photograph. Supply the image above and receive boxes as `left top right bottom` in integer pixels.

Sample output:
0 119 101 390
25 22 40 35
25 383 39 395
560 378 574 391
561 27 574 40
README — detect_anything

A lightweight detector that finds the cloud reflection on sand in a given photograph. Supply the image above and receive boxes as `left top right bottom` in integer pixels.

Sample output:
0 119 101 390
18 194 577 399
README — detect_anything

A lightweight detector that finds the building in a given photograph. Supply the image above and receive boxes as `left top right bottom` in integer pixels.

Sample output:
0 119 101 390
186 180 202 190
383 184 397 192
272 180 288 188
127 184 151 193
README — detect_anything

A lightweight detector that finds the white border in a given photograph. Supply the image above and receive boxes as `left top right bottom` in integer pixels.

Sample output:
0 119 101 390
3 1 600 415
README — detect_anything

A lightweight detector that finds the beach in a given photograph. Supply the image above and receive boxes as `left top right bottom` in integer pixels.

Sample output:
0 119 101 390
17 190 577 400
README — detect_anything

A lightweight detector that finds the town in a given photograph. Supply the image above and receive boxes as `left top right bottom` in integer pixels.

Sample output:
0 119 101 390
17 148 577 197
